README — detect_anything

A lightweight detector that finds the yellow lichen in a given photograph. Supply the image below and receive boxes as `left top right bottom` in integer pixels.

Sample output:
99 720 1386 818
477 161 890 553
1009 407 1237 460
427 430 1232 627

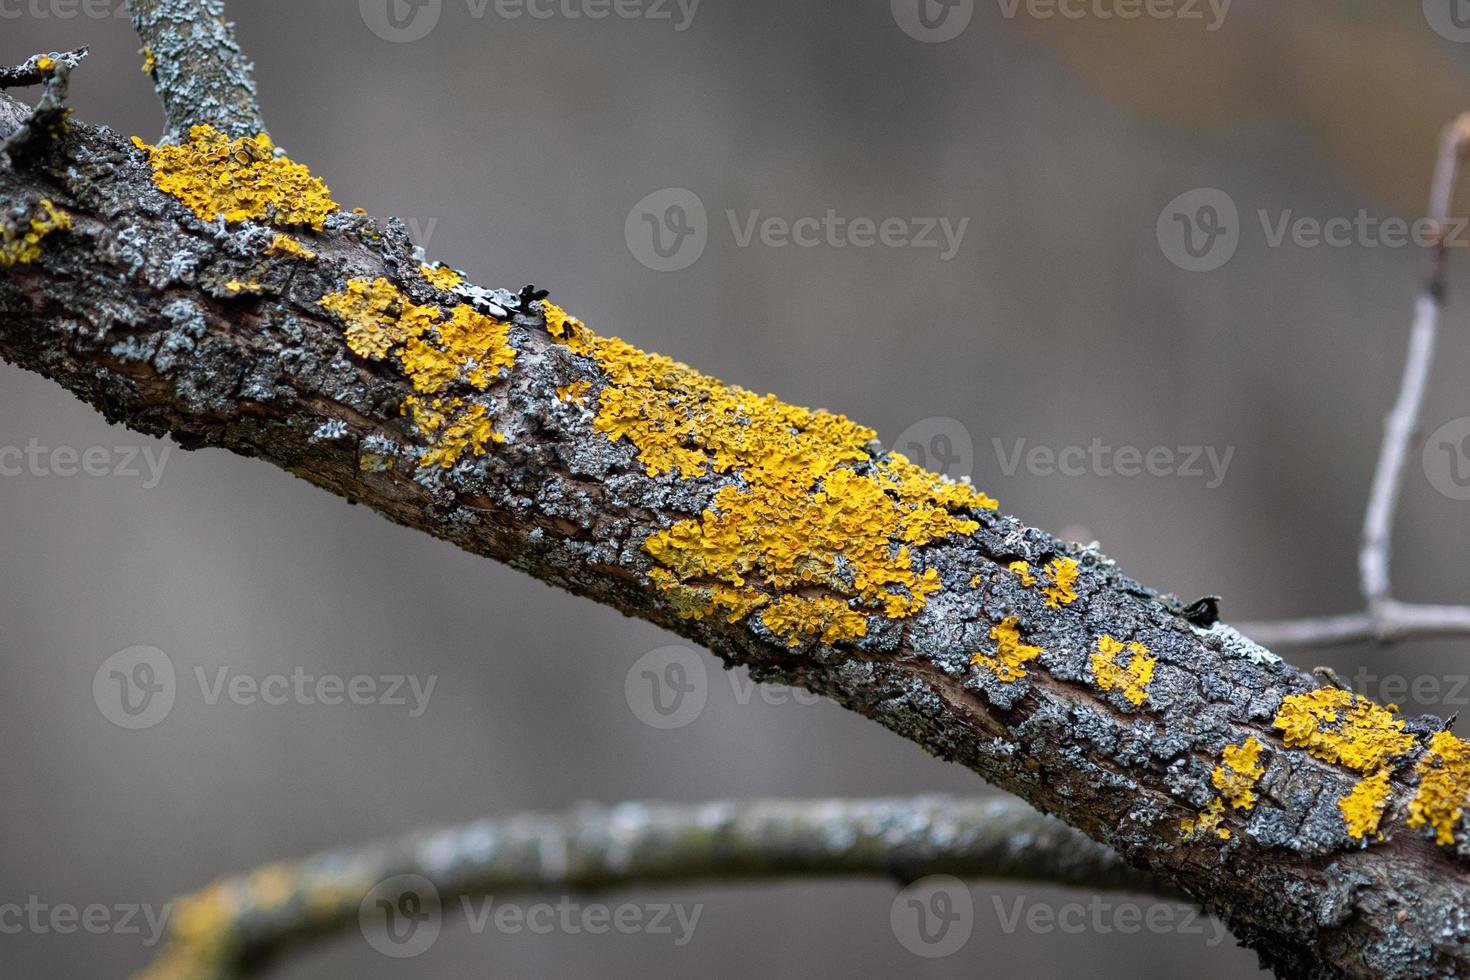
320 278 516 470
1272 688 1414 774
1042 557 1079 607
320 277 435 360
542 299 595 356
37 55 55 71
1008 560 1036 587
540 302 998 647
1340 769 1394 841
141 48 155 73
1273 689 1416 842
1407 730 1470 845
133 125 339 230
0 198 72 267
971 616 1043 683
557 380 592 405
407 398 502 470
1186 737 1267 844
760 594 870 647
421 263 463 291
1091 635 1155 706
266 234 317 261
1212 737 1266 810
1181 798 1231 841
223 278 263 294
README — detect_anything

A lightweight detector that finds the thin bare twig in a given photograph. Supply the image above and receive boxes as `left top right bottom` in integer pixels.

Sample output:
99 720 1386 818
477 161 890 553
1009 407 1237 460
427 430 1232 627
135 796 1174 980
1240 601 1470 649
1241 114 1470 647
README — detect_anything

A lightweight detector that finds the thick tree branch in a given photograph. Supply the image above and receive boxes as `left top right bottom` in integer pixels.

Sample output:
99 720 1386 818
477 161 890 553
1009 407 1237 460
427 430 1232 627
3 97 1470 979
136 795 1173 980
127 0 264 141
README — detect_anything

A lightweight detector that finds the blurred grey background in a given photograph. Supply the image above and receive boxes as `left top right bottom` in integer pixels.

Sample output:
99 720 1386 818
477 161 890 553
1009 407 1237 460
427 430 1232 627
4 0 1470 977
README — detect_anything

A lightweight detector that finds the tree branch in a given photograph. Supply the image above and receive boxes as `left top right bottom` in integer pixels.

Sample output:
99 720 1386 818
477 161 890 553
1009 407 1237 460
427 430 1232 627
0 47 88 90
1242 115 1470 648
127 0 264 141
135 795 1174 980
1 48 84 164
1240 602 1470 649
3 86 1470 980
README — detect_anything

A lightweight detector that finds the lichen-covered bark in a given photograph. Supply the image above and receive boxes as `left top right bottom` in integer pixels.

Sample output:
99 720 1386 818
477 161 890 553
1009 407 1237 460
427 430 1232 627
129 0 264 142
2 98 1469 979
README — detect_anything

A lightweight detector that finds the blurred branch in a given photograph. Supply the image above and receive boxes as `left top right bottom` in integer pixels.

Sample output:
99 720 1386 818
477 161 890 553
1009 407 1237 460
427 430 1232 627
1 48 79 163
0 47 87 90
1239 115 1470 648
1240 602 1470 649
127 0 264 141
136 796 1174 980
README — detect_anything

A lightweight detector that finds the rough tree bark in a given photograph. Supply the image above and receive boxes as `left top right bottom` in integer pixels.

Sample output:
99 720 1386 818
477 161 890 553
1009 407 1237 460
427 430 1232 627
2 44 1469 980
